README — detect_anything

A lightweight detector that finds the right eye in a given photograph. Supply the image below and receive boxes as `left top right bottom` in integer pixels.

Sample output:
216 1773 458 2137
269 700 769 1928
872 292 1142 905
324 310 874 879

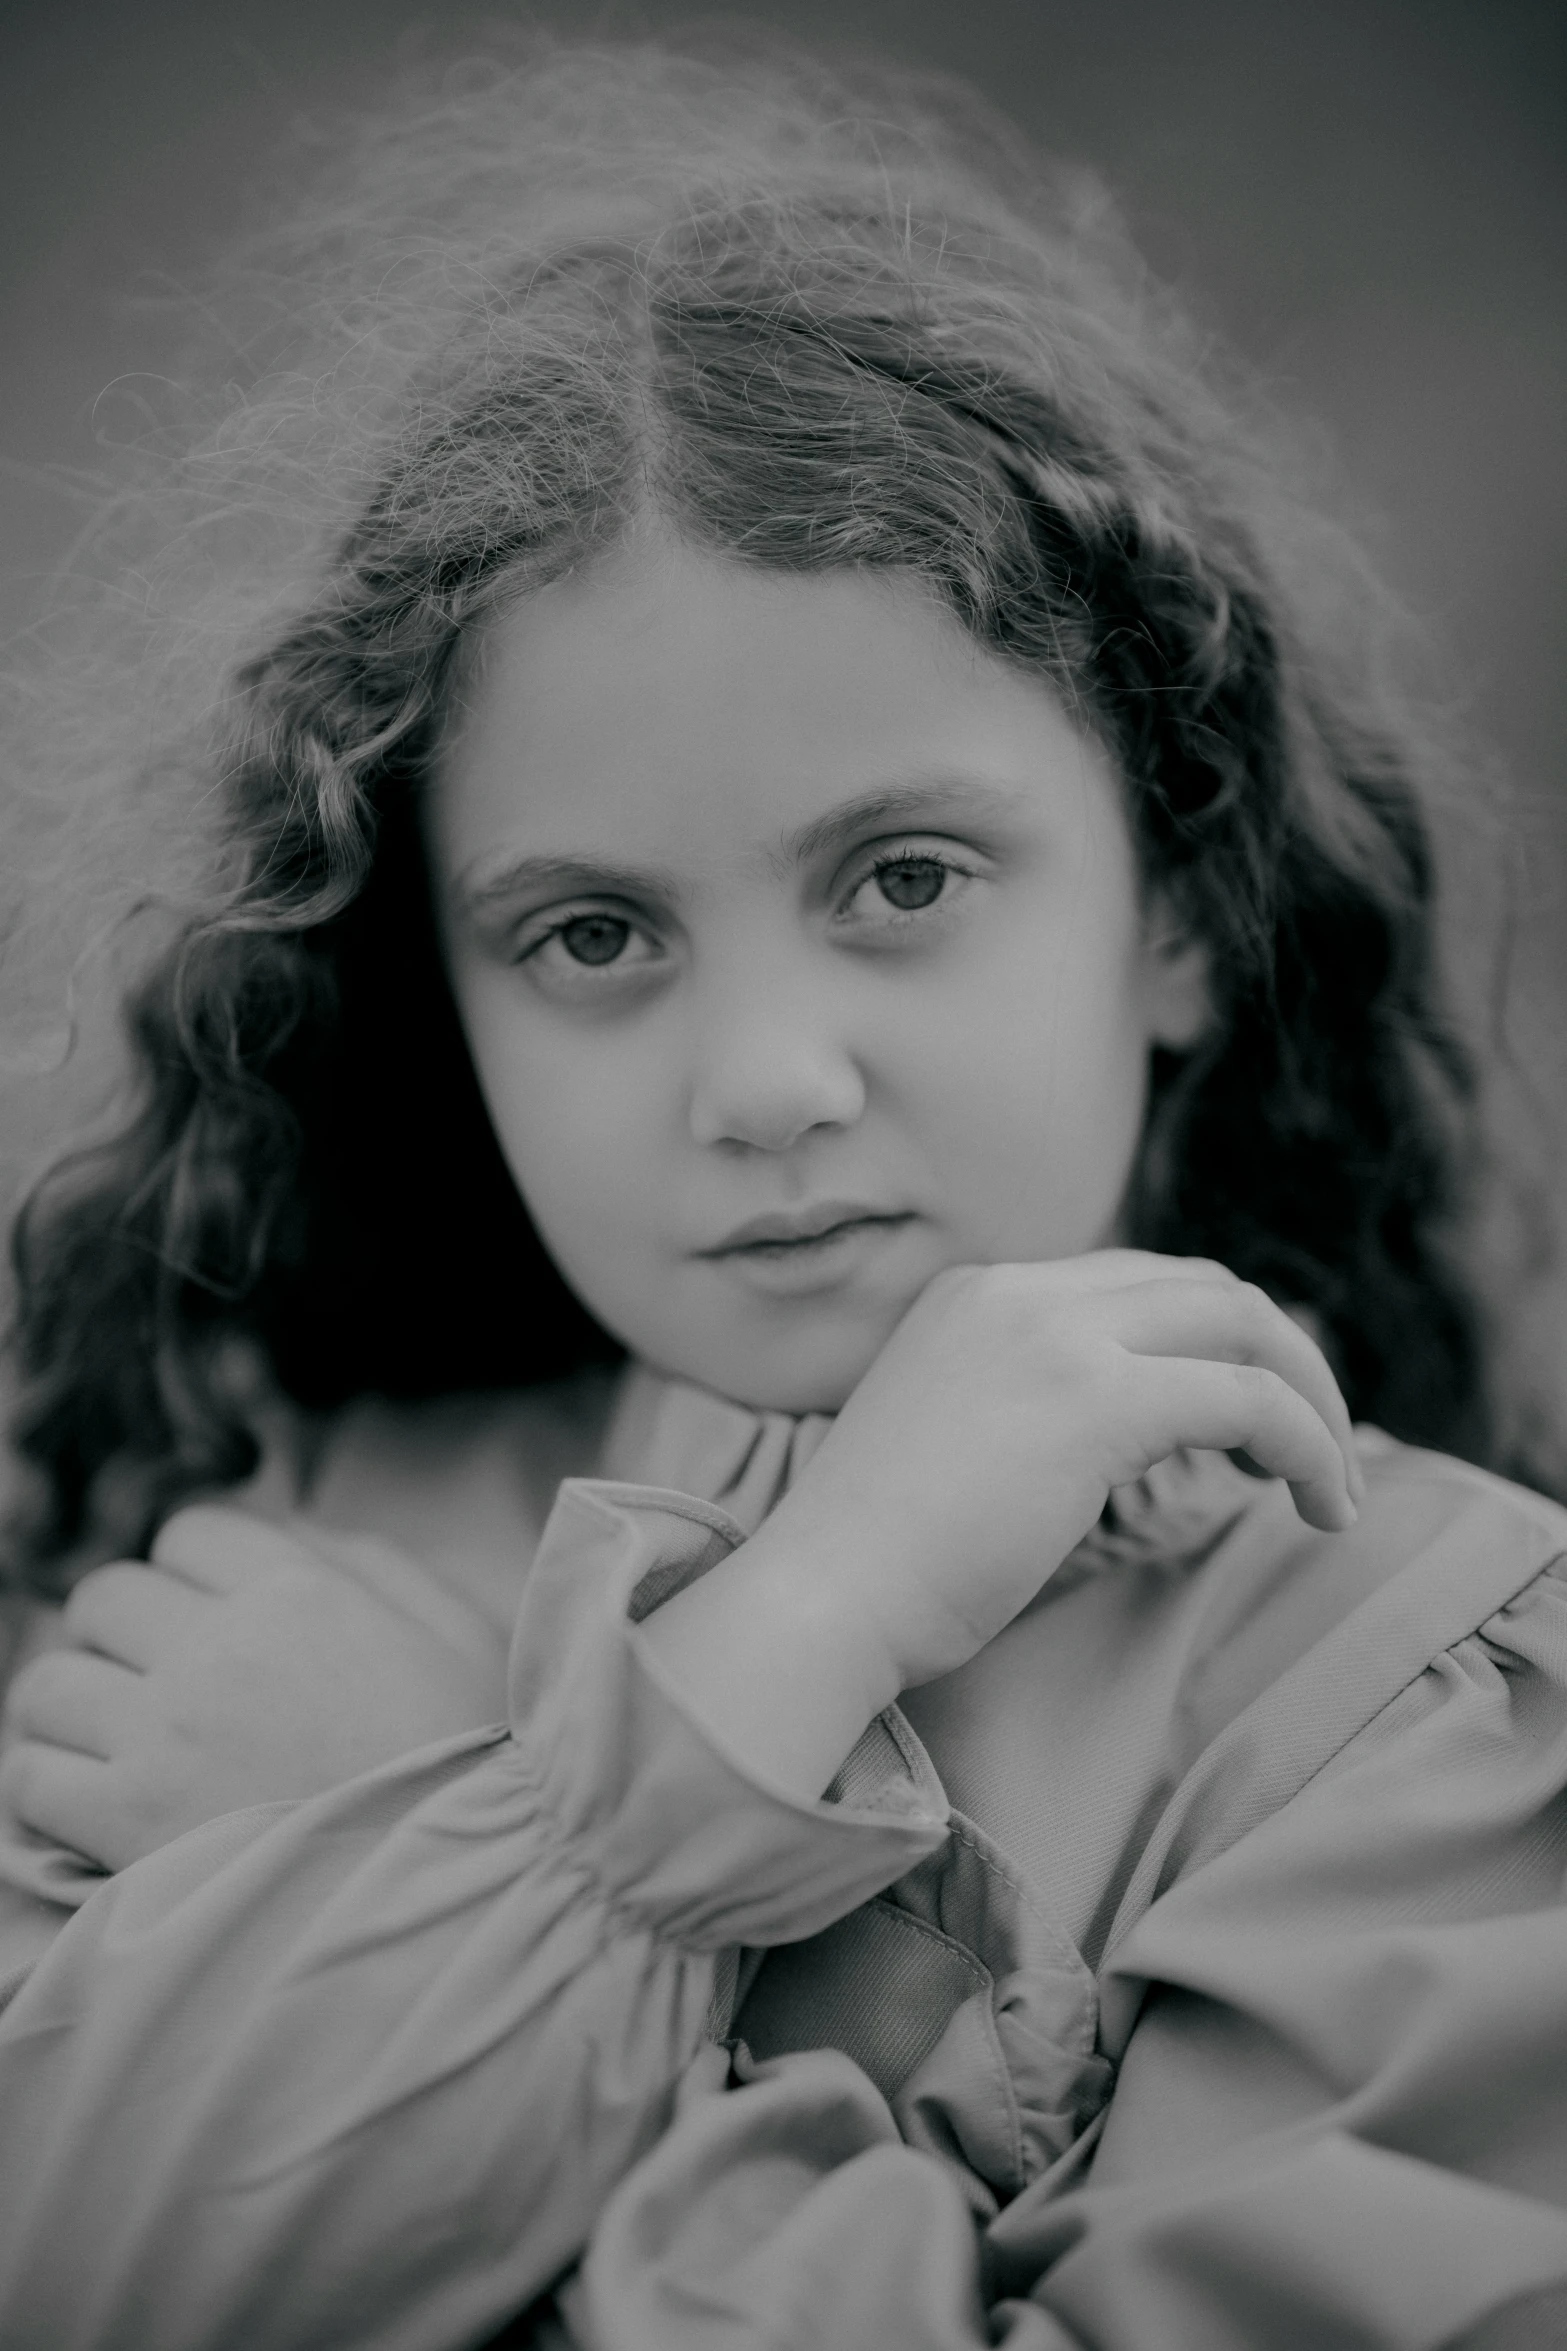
515 902 665 995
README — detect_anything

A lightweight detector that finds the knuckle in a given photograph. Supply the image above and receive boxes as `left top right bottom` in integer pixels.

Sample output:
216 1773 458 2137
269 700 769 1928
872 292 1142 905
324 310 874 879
63 1559 134 1620
59 1581 102 1639
150 1502 223 1561
6 1653 68 1730
1234 1361 1285 1410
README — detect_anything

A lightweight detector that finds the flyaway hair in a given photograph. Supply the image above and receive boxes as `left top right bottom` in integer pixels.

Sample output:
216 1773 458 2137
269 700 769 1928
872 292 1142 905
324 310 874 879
0 29 1525 1584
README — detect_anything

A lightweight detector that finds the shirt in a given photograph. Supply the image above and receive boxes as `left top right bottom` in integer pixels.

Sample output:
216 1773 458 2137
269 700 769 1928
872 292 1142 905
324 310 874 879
0 1363 1566 2348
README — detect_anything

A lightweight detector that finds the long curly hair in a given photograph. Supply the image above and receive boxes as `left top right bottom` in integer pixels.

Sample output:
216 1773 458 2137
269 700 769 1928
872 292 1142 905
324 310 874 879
0 32 1517 1587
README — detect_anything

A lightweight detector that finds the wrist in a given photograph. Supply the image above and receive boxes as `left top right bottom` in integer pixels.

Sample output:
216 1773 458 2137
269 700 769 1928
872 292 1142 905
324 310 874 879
634 1515 901 1803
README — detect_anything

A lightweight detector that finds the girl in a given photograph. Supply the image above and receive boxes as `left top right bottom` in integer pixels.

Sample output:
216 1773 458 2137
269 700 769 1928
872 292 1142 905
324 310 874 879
2 32 1566 2350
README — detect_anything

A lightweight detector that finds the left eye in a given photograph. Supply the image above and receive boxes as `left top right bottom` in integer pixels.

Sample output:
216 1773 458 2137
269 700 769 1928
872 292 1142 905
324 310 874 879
870 857 950 912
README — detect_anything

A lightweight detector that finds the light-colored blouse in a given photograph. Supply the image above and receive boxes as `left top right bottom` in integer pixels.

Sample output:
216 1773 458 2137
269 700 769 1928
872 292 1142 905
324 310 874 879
1 1365 1567 2348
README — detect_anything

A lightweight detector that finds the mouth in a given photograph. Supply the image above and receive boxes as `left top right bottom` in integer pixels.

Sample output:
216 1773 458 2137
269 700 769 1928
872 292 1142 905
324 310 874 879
698 1205 915 1262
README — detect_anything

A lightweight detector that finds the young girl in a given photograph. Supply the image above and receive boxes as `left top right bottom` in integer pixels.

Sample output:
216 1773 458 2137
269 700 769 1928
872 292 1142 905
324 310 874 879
1 33 1565 2351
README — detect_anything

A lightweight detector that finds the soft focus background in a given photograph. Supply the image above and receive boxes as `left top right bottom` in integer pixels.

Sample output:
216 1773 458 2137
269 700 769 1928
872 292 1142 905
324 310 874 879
2 0 1565 1426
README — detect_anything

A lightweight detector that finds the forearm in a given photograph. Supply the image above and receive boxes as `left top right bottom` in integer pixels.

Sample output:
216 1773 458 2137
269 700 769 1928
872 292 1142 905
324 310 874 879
0 1478 946 2351
635 1506 901 1803
0 1737 714 2348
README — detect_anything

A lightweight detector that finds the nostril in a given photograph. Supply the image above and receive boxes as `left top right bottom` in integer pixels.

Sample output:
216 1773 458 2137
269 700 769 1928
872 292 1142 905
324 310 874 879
687 1047 867 1153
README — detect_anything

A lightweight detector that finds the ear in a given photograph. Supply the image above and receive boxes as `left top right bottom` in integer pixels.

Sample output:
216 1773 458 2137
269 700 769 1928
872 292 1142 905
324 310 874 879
1137 890 1216 1051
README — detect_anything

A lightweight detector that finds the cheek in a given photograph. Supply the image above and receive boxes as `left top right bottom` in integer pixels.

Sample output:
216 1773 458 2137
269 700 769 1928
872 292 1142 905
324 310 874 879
901 915 1152 1249
453 978 670 1291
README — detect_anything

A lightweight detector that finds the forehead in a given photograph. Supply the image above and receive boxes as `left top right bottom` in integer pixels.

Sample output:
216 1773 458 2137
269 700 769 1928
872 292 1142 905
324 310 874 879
430 532 1125 883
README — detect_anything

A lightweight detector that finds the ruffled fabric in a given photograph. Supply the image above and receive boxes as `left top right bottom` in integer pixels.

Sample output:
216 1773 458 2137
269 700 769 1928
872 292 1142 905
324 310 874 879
0 1424 948 2350
528 1441 1117 2218
597 1366 834 1536
598 1360 1260 1568
8 1368 1567 2351
515 1388 1567 2351
590 1369 1158 2195
510 1477 948 1946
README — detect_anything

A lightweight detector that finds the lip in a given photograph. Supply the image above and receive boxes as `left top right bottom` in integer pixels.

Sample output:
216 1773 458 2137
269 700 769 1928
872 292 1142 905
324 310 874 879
698 1202 915 1258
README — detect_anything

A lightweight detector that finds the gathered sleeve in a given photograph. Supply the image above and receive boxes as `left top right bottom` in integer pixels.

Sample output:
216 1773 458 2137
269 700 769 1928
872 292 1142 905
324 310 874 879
0 1479 946 2351
557 1545 1567 2351
992 1553 1567 2347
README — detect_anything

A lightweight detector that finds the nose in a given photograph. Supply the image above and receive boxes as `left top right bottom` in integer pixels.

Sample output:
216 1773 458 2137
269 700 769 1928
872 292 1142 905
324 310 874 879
686 984 867 1153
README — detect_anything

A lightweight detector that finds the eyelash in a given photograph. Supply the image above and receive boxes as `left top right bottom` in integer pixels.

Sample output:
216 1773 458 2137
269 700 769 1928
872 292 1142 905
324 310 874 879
514 841 978 981
843 847 975 924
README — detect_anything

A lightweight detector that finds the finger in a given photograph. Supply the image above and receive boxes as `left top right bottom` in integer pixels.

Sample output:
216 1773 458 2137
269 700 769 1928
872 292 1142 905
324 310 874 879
1105 1278 1361 1502
1039 1249 1243 1296
1129 1355 1357 1532
5 1650 143 1759
62 1561 205 1669
150 1502 313 1594
0 1740 122 1870
228 1394 309 1524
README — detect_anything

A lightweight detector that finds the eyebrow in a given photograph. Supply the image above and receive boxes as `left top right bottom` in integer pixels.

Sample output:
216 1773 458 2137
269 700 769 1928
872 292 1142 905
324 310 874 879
451 775 1024 916
454 852 685 918
777 777 1022 871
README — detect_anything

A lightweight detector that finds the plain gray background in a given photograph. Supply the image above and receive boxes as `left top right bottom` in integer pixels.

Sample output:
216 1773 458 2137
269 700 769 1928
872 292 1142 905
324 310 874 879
3 0 1565 1406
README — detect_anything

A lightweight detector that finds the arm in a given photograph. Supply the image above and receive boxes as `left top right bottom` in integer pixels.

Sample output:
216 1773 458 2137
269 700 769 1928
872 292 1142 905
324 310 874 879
569 1555 1567 2351
639 1253 1361 1803
1001 1564 1567 2347
0 1480 945 2351
0 1251 1365 2344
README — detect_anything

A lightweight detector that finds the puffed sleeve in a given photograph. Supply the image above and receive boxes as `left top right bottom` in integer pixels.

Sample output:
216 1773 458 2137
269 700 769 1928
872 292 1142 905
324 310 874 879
0 1479 946 2351
551 1544 1567 2351
983 1554 1567 2348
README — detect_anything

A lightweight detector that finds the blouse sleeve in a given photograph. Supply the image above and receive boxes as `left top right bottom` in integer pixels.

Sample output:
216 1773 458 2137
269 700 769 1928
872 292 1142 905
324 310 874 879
554 1551 1567 2351
987 1552 1567 2348
0 1478 946 2351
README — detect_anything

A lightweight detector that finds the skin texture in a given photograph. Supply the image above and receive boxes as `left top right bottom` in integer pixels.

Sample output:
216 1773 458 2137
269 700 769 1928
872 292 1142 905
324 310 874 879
428 526 1216 1416
1 530 1361 1845
424 530 1358 1795
1 1509 506 1873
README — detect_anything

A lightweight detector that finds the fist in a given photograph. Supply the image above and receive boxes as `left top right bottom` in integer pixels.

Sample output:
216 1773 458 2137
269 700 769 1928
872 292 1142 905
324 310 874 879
0 1505 508 1873
754 1249 1363 1696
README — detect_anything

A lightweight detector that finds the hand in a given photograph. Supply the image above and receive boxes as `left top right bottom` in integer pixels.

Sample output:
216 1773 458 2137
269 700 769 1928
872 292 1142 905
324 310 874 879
639 1251 1360 1799
0 1505 508 1873
767 1250 1360 1691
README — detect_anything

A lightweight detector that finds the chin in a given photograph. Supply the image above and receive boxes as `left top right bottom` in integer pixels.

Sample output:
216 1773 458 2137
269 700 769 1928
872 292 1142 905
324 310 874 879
689 1322 891 1418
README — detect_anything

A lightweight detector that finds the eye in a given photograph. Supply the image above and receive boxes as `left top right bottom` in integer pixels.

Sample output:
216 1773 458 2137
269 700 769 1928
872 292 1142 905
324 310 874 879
558 912 632 966
514 902 665 993
872 856 949 912
837 843 977 932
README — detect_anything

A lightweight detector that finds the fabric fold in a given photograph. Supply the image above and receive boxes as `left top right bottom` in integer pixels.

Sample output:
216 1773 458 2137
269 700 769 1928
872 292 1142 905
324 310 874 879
0 1457 948 2351
509 1476 948 1948
7 1367 1567 2351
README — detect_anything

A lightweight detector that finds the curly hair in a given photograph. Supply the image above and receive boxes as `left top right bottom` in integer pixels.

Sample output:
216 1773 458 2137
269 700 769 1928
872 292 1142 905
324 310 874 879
0 31 1509 1587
